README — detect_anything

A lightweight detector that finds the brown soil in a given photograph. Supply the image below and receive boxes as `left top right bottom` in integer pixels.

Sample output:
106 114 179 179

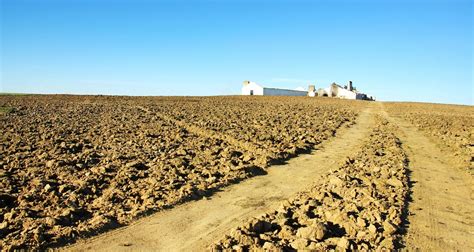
2 95 473 251
65 106 376 251
381 104 474 251
384 102 474 174
208 104 474 251
0 95 363 250
212 115 408 251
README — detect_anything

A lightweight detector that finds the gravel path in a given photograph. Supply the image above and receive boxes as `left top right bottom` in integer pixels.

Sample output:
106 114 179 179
65 107 377 251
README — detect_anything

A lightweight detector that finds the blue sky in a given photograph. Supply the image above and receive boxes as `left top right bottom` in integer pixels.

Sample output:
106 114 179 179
1 0 472 104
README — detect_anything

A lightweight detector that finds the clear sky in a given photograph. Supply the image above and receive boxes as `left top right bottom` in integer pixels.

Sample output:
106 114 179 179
1 0 472 105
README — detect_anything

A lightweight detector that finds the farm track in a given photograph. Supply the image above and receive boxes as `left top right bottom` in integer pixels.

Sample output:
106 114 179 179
66 106 377 251
381 105 474 251
135 106 273 161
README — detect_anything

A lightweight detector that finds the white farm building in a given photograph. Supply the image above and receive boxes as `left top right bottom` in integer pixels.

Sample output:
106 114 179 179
318 81 372 100
241 81 307 96
242 80 374 100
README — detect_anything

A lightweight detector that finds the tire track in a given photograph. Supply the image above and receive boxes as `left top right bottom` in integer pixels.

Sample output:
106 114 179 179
381 104 474 251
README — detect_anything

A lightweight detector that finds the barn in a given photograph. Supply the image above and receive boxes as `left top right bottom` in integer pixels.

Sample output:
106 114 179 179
241 81 307 96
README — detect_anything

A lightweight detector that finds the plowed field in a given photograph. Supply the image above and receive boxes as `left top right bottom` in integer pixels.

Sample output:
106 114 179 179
0 95 472 251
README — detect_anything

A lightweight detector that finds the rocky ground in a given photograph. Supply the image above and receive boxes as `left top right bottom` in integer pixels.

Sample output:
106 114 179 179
0 95 361 250
212 118 409 251
384 102 473 174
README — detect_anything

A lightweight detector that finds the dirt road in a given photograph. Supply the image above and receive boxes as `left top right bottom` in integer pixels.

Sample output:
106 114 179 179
65 108 376 251
382 105 474 251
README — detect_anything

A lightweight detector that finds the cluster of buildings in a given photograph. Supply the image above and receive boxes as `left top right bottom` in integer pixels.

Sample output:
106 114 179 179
242 80 374 101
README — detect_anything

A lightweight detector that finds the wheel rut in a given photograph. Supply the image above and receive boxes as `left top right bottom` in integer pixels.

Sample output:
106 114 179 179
381 104 474 251
65 107 377 252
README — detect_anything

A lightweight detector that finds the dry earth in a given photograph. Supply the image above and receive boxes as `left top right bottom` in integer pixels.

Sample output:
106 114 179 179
384 102 474 174
381 105 474 251
212 116 409 251
1 95 473 251
0 95 362 250
66 104 376 252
